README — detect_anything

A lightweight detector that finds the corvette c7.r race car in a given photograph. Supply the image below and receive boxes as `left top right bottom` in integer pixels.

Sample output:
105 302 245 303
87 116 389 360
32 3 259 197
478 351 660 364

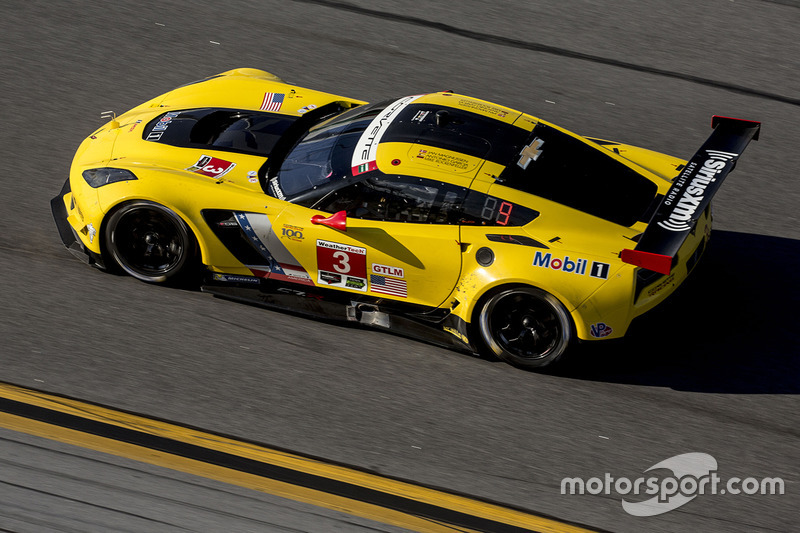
52 68 760 369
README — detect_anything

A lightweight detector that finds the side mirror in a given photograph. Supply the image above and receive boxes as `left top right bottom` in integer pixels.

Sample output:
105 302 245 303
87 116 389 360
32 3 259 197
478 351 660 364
310 210 347 231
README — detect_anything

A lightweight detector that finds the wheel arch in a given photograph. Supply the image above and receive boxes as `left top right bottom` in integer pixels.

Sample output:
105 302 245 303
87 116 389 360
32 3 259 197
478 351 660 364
100 197 208 268
467 281 578 338
467 282 578 369
463 278 580 330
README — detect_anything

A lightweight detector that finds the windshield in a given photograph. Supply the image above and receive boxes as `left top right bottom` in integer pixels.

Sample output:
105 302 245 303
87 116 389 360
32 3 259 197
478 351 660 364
269 101 391 202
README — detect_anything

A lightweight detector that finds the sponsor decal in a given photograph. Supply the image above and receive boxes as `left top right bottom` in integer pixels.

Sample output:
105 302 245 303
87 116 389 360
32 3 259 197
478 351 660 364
247 170 258 183
415 149 469 170
532 251 611 280
316 240 367 291
152 111 180 131
273 264 313 285
457 98 509 117
147 111 180 140
269 178 285 200
212 273 261 284
646 273 675 297
352 160 378 176
411 110 430 123
86 223 96 244
281 224 304 242
658 150 737 232
234 212 313 286
370 274 407 298
186 155 236 178
345 277 366 290
351 94 422 175
128 119 142 132
517 137 545 169
443 326 468 343
297 104 317 114
371 263 404 278
590 322 613 338
260 92 285 112
320 271 342 284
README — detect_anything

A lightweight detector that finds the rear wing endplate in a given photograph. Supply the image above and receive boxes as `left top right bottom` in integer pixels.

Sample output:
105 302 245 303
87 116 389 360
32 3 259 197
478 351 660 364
621 116 761 274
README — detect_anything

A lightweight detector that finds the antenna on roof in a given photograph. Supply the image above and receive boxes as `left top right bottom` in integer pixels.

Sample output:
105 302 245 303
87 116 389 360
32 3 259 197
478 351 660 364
435 110 450 128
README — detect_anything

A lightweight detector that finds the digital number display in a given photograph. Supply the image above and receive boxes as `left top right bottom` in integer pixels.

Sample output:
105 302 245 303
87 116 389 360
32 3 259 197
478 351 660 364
480 196 515 225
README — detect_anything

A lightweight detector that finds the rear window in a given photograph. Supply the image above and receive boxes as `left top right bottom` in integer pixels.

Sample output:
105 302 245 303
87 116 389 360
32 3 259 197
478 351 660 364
497 124 658 226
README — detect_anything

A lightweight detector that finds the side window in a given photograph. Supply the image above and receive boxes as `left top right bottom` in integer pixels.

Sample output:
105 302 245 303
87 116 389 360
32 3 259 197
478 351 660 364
313 175 468 224
313 175 538 226
461 190 539 226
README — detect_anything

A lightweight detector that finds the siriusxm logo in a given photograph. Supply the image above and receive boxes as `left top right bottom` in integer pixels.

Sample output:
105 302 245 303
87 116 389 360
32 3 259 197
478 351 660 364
658 150 737 232
533 251 610 280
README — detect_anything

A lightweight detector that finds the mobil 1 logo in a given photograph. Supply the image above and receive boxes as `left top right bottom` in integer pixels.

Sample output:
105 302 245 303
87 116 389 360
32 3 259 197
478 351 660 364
532 251 610 280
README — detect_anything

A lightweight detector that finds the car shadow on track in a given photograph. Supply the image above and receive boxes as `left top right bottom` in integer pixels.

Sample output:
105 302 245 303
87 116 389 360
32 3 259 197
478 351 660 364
554 230 800 394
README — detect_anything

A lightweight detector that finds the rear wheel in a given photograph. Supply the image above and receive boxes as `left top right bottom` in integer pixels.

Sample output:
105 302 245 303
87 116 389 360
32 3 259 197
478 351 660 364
104 201 196 283
478 287 572 369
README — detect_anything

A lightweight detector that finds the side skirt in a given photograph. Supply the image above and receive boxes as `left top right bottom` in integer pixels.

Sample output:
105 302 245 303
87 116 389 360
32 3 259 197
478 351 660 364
202 275 477 354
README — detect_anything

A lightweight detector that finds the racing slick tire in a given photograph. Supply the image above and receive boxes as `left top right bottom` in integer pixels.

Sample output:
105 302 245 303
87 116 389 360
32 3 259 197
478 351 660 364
104 201 197 284
477 286 572 369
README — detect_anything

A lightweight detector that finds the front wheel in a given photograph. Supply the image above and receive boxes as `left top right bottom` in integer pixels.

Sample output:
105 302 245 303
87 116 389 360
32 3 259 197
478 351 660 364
104 201 196 283
477 287 572 369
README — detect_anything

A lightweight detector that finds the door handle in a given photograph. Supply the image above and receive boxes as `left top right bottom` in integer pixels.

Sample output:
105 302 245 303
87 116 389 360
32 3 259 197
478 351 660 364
310 210 347 231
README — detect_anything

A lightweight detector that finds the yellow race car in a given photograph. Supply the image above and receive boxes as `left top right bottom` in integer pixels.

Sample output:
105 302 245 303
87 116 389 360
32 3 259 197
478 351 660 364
51 68 760 369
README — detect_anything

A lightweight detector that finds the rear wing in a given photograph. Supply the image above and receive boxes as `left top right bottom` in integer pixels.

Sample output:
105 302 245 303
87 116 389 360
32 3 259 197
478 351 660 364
621 116 761 275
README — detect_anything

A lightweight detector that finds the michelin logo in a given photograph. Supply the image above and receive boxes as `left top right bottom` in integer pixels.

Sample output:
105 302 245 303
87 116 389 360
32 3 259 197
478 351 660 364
533 251 610 280
658 150 737 232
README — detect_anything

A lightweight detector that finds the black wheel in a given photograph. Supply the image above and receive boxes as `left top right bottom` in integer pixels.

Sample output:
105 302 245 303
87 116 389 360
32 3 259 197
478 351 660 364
104 201 195 283
478 287 572 369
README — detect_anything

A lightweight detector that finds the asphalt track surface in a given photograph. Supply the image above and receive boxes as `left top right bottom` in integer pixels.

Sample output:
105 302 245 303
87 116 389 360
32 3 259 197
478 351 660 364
1 0 799 531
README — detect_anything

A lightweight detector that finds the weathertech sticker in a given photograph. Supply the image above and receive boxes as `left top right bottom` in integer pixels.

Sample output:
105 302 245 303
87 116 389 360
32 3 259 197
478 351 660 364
316 240 367 291
186 155 236 178
351 95 423 175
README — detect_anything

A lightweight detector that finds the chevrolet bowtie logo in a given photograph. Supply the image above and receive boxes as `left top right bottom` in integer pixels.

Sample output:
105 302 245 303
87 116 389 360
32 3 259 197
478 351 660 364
517 137 545 169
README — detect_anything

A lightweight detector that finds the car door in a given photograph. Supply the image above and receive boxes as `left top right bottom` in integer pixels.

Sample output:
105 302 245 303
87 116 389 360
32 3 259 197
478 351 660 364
272 174 464 308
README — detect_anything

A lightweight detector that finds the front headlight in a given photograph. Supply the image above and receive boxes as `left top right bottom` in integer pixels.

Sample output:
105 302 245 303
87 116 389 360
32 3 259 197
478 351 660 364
82 168 138 188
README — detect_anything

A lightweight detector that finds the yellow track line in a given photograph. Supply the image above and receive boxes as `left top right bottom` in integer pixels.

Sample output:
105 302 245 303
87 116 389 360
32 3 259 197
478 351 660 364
0 382 596 533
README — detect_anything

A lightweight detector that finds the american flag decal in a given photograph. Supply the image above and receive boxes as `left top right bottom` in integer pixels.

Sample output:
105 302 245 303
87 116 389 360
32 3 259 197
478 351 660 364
370 275 407 298
260 92 285 112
